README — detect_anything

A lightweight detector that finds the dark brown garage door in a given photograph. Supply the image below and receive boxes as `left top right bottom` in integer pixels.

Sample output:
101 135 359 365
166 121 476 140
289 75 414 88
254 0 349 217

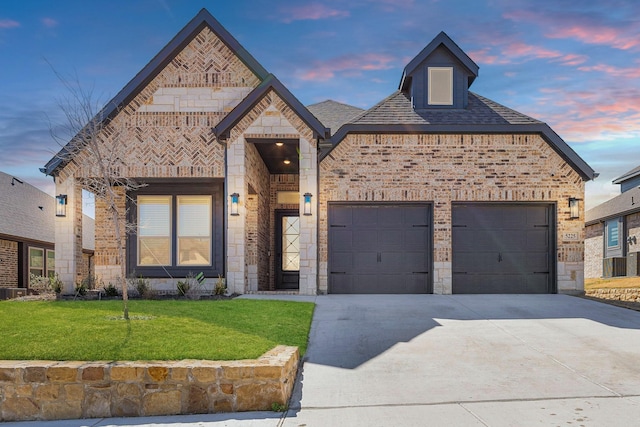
328 204 432 294
452 203 555 294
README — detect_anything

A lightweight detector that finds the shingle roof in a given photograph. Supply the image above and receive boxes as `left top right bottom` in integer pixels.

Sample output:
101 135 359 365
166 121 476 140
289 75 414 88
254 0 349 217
613 164 640 184
585 186 640 225
350 91 541 125
307 100 364 135
324 90 595 181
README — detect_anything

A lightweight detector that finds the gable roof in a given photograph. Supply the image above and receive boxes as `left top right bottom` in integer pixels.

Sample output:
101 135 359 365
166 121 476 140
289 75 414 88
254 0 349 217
586 186 640 225
613 164 640 184
42 8 269 177
324 90 596 181
213 74 329 141
307 100 364 136
400 31 479 92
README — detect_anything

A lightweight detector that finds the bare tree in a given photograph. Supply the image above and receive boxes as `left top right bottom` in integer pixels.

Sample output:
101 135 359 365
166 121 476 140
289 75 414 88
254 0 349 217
48 66 143 319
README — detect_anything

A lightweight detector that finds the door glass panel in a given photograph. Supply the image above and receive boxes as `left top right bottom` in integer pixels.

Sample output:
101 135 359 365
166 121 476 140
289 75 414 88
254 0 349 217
282 216 300 271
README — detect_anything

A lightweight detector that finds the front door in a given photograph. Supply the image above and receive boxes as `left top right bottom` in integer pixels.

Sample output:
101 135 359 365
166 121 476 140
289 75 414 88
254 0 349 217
275 210 300 289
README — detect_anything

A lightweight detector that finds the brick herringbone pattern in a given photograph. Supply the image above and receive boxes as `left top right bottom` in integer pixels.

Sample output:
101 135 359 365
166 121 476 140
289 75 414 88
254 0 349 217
62 26 260 182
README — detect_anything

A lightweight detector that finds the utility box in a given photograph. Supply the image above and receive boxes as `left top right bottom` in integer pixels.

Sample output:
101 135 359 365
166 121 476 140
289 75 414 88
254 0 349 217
0 288 27 300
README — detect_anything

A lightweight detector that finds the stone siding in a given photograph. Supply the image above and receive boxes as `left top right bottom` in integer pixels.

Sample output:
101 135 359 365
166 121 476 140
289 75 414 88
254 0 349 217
225 90 318 294
586 288 640 302
0 239 18 288
319 133 585 294
585 223 604 279
0 346 298 422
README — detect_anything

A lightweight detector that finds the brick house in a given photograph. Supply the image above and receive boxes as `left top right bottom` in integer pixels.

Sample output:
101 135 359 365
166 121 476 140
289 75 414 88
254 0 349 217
43 9 595 295
585 166 640 279
0 171 94 299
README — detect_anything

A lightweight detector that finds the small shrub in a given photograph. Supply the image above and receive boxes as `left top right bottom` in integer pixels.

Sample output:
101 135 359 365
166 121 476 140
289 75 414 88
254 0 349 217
271 402 288 412
75 281 87 297
176 280 191 297
214 275 226 296
29 274 53 294
103 283 119 297
50 274 63 294
127 274 153 299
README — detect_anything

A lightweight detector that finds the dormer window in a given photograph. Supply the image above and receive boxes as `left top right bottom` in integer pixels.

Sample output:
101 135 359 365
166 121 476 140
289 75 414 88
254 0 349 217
428 67 453 105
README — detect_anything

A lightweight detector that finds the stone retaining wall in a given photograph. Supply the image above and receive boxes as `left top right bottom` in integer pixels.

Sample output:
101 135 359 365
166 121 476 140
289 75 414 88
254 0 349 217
585 288 640 302
0 345 298 422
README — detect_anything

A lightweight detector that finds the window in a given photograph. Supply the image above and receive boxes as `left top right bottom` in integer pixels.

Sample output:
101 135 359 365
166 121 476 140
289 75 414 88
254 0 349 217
607 219 619 248
29 247 44 278
46 250 55 278
128 182 223 277
177 196 211 266
428 67 453 105
138 195 172 266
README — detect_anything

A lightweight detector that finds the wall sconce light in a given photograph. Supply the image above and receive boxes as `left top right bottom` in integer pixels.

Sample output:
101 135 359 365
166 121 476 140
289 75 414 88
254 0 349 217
303 193 312 216
569 197 580 219
56 194 67 217
230 193 240 216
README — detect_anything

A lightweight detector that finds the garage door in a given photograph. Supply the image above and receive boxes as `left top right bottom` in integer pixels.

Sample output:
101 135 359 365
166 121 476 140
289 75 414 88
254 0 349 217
328 204 432 294
452 203 554 294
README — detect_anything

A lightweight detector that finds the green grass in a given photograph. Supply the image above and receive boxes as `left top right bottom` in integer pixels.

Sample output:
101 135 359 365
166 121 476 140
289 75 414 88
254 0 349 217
0 299 314 361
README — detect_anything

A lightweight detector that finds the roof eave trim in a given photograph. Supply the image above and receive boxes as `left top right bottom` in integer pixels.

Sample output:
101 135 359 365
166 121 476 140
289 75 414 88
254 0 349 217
322 123 596 181
612 170 640 184
586 205 640 226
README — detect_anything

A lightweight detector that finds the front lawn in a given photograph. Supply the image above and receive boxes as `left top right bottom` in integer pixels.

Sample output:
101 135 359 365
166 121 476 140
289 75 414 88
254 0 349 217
0 299 314 361
585 276 640 290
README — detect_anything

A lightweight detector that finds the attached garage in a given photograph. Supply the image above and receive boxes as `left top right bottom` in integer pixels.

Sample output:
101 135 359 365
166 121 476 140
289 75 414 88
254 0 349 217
328 204 432 294
452 203 555 294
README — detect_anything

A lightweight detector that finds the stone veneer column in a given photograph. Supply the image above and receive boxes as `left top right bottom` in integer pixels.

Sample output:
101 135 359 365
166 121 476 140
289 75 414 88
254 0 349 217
54 177 83 294
298 137 318 295
226 138 246 294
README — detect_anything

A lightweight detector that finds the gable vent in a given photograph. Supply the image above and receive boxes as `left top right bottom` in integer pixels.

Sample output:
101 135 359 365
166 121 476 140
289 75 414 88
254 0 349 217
428 67 453 105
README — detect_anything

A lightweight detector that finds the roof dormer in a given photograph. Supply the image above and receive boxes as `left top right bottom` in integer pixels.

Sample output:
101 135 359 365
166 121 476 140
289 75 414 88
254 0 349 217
399 31 478 110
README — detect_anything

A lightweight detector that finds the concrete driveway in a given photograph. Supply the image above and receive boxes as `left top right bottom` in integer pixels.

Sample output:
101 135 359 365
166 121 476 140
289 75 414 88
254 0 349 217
283 294 640 426
6 294 640 427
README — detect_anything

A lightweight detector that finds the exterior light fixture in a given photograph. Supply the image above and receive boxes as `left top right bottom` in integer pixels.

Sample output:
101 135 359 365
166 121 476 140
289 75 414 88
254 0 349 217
303 193 312 216
56 194 67 217
230 193 240 216
283 159 291 165
569 198 580 219
275 141 284 147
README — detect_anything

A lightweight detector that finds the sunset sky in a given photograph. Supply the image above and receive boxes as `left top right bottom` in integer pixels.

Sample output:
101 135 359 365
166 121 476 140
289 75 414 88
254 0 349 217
1 0 639 212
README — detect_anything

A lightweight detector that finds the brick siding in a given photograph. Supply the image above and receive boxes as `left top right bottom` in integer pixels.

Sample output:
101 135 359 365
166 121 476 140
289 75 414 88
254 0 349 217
319 133 585 294
0 239 18 288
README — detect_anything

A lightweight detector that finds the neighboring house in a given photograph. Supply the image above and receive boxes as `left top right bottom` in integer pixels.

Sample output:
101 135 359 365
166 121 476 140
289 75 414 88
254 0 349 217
0 171 95 298
42 9 595 295
585 166 640 278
